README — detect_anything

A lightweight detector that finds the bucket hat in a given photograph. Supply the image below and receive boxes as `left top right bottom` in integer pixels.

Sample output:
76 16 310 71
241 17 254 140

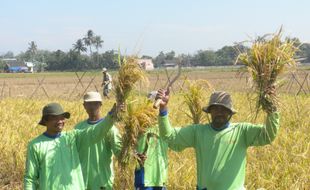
39 103 70 126
83 91 102 102
202 91 237 114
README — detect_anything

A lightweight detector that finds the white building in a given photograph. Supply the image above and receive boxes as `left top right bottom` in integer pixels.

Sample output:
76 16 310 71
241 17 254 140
25 62 34 73
137 59 154 70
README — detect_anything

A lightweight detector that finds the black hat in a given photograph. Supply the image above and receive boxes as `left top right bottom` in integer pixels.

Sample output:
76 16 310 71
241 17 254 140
39 103 70 126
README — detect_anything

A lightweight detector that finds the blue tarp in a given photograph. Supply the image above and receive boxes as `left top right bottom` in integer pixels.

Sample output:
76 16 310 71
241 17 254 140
9 66 29 73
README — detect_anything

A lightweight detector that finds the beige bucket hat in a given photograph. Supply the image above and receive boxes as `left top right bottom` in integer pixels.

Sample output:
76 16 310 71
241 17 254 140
83 91 102 102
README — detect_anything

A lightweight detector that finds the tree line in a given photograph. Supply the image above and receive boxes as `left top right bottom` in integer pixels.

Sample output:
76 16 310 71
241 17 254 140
1 30 310 71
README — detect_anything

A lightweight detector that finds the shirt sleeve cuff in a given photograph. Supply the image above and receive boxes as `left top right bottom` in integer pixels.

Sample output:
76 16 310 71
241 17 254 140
159 109 168 116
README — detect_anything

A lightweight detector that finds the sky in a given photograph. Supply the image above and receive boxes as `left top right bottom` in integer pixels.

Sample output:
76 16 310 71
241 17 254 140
0 0 309 57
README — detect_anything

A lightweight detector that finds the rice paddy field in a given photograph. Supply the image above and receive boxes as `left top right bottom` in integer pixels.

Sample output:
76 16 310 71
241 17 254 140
0 68 309 189
0 67 309 98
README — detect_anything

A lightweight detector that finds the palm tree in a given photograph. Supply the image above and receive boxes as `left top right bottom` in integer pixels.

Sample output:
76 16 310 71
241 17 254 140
94 35 104 53
83 30 94 55
28 41 37 61
94 35 104 68
72 39 87 54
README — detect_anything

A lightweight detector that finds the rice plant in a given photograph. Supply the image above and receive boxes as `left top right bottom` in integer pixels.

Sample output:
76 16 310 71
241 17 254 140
181 79 213 124
1 93 309 189
112 54 151 188
113 53 149 164
118 99 157 167
236 28 299 115
113 54 148 120
1 70 309 189
115 98 157 189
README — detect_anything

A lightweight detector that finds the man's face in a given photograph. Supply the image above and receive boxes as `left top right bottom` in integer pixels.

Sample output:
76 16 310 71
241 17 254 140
45 115 66 134
209 105 232 128
83 101 102 116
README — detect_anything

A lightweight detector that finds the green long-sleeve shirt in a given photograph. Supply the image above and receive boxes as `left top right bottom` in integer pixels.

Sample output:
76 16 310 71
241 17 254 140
158 112 280 190
136 127 170 187
24 115 113 190
75 118 122 190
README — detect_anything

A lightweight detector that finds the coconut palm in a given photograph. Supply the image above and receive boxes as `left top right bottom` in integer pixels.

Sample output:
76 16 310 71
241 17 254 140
93 35 104 67
28 41 37 61
72 39 87 54
83 30 95 55
94 35 104 53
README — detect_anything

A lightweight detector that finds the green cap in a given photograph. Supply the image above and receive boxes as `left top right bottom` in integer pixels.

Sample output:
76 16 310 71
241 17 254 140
202 91 237 114
39 103 70 126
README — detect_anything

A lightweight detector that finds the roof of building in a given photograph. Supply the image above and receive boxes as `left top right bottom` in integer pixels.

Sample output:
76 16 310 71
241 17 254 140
3 59 26 67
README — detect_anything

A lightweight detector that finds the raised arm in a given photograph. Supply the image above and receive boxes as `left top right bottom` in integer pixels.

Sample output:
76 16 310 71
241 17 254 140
244 86 280 146
244 112 280 146
159 114 196 151
156 88 196 151
76 103 123 145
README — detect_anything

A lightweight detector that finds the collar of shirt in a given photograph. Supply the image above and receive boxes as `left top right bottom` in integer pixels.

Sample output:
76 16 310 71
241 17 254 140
87 117 104 125
43 132 61 139
211 122 230 131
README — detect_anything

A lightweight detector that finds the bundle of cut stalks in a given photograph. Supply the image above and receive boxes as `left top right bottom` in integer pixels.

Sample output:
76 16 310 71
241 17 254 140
116 99 157 189
118 99 157 167
182 79 213 124
236 28 298 114
113 55 150 188
114 55 148 120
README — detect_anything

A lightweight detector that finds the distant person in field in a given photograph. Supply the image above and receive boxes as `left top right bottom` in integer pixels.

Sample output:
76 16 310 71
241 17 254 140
75 91 122 190
134 91 172 190
101 67 112 99
24 101 123 189
155 88 280 190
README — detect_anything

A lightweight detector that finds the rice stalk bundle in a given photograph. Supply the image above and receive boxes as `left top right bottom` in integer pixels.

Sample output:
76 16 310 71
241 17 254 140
236 28 298 114
114 55 148 120
182 79 213 124
118 99 157 167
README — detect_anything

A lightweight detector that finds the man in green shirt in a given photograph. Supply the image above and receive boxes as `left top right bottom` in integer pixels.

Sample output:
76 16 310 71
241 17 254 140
135 127 169 190
75 91 122 190
134 91 171 190
156 89 280 190
24 101 121 190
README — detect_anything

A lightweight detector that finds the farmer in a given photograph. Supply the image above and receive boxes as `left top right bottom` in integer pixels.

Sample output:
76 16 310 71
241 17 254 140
101 67 112 99
75 91 122 190
155 89 280 190
134 91 171 190
24 101 123 189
